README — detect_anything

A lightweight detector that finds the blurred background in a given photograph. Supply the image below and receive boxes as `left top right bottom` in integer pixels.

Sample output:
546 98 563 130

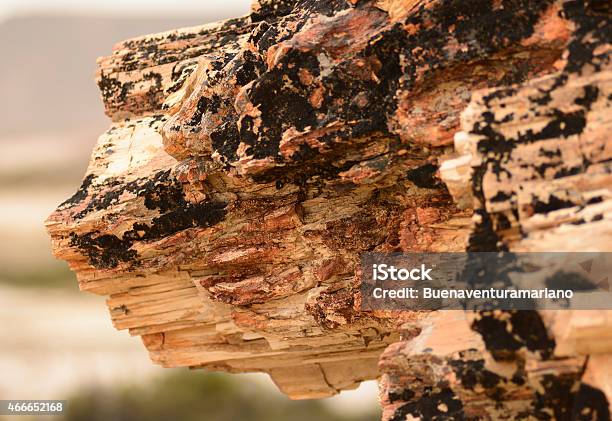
0 1 380 420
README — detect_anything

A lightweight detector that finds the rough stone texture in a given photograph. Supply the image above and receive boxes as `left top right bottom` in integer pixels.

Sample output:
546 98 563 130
379 2 611 419
46 0 611 413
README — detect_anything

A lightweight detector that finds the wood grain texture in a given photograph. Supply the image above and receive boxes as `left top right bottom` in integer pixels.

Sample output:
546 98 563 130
380 2 611 419
46 0 611 410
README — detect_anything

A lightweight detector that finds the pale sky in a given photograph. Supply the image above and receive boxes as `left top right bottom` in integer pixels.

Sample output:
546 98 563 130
0 0 252 20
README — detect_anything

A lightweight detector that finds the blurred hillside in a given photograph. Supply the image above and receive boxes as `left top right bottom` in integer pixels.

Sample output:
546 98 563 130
0 14 236 137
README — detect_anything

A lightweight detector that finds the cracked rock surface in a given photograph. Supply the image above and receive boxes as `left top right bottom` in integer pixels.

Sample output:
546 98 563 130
47 0 611 413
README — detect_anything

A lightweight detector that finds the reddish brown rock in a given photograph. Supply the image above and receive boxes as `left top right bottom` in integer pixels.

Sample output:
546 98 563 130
46 0 611 413
379 2 611 419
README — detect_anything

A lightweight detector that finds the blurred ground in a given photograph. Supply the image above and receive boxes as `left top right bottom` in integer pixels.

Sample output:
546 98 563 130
0 286 159 399
0 9 381 421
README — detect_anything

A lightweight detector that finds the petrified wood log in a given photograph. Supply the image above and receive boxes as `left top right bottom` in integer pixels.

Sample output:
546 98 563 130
380 2 612 419
46 0 611 413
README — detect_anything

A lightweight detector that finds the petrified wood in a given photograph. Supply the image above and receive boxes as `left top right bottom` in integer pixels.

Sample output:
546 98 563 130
379 2 611 419
46 0 611 413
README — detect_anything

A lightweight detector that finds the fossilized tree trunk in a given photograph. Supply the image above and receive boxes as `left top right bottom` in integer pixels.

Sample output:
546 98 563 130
46 0 611 416
380 2 612 419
